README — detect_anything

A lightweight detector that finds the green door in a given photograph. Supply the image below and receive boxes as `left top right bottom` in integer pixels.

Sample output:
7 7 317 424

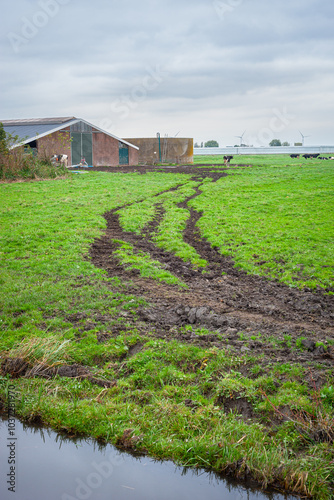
82 133 93 165
71 133 81 165
119 143 129 165
71 132 93 165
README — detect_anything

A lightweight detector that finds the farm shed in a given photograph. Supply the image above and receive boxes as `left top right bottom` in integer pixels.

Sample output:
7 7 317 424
1 117 139 167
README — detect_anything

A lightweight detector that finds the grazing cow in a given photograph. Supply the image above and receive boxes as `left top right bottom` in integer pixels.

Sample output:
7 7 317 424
303 154 321 159
223 155 233 165
302 154 319 159
59 154 68 167
290 154 300 158
318 156 329 160
51 154 68 167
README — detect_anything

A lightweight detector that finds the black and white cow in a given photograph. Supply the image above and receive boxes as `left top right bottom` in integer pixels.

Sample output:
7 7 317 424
303 154 319 159
223 155 233 165
51 154 68 167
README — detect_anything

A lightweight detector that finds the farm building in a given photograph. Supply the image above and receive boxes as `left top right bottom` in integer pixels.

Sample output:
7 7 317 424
124 136 194 164
1 117 139 167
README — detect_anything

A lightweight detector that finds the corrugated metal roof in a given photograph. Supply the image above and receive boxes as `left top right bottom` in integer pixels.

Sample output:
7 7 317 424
1 117 76 144
2 123 73 142
1 117 75 126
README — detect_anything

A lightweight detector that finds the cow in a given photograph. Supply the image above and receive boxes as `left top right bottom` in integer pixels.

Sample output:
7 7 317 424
51 154 68 167
302 154 319 159
318 156 329 160
290 154 300 158
223 155 233 165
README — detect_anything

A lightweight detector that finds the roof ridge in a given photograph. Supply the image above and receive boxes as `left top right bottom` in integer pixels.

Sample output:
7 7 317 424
1 117 76 125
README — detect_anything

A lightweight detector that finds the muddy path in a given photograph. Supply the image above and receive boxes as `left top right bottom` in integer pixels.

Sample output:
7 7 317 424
89 165 334 368
76 164 229 176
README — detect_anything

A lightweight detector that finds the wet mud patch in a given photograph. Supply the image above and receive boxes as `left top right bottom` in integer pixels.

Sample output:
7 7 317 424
1 358 115 388
1 357 30 378
52 364 117 388
216 394 255 420
116 428 143 449
90 207 202 287
140 203 166 240
73 164 230 178
127 343 143 357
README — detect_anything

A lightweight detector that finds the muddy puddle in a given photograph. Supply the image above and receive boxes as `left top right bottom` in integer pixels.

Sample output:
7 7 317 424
0 416 295 500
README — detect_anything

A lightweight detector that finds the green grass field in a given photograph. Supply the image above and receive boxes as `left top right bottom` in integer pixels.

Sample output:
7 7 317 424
0 158 333 498
192 156 334 290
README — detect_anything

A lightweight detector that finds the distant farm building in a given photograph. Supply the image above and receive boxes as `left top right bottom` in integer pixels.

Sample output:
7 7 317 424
1 117 139 167
124 136 194 164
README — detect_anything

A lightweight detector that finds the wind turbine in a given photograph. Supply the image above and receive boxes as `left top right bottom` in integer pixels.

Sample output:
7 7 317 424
235 130 246 146
299 131 310 146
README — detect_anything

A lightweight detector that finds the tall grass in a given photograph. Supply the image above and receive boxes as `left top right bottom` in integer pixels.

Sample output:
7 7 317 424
0 146 68 181
9 336 71 366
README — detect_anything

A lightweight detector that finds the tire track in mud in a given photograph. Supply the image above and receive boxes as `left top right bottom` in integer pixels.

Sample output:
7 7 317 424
179 188 334 328
89 168 334 355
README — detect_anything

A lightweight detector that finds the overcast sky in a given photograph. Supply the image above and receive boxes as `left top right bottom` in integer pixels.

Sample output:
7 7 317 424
1 0 334 146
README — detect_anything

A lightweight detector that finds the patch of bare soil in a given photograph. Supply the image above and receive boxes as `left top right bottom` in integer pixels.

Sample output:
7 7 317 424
89 165 334 374
0 359 116 388
215 393 255 420
69 164 228 178
116 428 143 448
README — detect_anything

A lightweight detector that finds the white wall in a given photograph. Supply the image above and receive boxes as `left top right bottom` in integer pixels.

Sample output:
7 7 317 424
194 146 334 156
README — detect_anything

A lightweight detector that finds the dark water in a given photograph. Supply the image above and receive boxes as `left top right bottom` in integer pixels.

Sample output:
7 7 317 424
0 417 295 500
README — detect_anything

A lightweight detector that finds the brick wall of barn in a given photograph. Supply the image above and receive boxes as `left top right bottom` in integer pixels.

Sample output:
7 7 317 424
92 131 119 166
37 129 72 163
129 145 139 165
92 130 139 166
36 127 139 167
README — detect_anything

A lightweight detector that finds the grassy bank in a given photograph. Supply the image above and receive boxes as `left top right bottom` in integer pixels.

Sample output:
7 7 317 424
0 163 333 498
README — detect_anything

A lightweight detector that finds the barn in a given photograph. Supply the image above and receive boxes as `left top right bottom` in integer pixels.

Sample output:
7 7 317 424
1 117 139 167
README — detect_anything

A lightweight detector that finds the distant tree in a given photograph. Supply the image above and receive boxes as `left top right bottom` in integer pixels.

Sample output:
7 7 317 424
194 142 200 148
0 123 7 154
269 139 282 146
282 141 290 146
200 142 203 147
204 140 219 147
0 122 10 167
